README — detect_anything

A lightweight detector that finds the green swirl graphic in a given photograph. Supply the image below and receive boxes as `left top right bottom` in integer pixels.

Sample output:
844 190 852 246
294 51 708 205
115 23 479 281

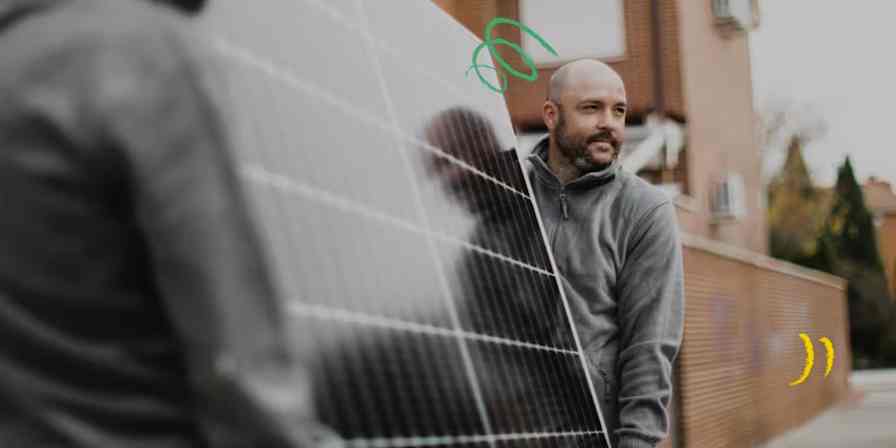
468 17 558 93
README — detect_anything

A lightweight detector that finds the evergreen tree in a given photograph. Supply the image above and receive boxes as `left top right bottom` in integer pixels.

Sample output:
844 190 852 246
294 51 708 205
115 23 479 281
815 158 893 366
879 314 896 366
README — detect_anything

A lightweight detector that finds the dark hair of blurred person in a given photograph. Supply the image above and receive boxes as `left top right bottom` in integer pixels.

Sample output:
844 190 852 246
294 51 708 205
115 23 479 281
151 0 206 14
0 0 332 446
422 106 526 221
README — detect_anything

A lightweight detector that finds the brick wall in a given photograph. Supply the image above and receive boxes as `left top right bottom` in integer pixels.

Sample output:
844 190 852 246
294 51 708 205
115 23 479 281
676 235 850 447
864 179 896 298
878 213 896 299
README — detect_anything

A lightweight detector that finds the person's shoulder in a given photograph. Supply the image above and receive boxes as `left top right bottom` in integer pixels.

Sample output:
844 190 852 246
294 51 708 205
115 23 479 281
614 168 672 220
0 0 198 90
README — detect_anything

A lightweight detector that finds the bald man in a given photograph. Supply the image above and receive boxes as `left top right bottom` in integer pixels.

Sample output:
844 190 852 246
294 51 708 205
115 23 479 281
527 59 685 448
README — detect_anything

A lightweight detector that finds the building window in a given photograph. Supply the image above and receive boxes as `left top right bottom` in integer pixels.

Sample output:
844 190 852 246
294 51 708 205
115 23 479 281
518 0 626 65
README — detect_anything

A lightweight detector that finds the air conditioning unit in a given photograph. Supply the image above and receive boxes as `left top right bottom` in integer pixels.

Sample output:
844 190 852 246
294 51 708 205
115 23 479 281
711 173 746 220
712 0 758 32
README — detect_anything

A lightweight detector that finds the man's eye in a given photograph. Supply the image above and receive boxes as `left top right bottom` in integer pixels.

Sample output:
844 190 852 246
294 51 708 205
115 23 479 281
614 108 626 116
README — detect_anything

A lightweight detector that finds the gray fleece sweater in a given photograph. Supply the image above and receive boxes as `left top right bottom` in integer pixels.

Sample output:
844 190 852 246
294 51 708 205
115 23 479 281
527 138 685 448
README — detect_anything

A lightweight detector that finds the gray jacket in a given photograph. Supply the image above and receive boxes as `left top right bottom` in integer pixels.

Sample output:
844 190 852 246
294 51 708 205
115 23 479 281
527 138 685 448
0 0 329 446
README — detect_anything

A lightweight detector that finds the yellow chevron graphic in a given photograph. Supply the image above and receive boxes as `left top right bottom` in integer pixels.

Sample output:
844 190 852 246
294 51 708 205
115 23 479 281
789 333 835 386
818 336 834 377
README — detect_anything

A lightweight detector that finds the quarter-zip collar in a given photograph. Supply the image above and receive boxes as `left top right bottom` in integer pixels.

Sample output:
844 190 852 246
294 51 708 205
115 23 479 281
527 135 619 192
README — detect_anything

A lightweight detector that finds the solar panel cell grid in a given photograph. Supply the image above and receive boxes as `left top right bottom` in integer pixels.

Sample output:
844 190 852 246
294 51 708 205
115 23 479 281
196 1 612 446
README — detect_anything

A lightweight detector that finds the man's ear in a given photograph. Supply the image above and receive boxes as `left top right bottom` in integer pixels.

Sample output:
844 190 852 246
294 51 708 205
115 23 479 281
543 100 558 131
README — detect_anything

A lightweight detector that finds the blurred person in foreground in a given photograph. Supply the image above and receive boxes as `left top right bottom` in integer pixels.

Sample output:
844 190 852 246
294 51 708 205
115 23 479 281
527 59 685 448
422 108 596 443
0 0 333 446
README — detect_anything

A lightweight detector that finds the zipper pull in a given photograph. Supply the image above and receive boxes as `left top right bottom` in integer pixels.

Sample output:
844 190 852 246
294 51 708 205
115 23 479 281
560 193 569 220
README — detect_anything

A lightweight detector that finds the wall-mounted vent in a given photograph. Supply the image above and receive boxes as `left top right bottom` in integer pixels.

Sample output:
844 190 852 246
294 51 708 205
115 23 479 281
712 0 759 32
712 173 747 219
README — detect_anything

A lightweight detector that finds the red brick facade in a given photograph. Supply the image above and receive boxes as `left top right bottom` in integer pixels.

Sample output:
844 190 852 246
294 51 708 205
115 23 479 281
675 0 765 255
434 0 685 125
680 236 849 447
434 0 766 254
864 177 896 299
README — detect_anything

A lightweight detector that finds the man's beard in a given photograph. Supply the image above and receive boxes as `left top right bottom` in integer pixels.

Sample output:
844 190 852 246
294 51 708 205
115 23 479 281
554 109 621 173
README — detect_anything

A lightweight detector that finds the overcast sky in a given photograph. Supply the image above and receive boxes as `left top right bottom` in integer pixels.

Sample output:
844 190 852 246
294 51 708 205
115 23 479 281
750 0 896 187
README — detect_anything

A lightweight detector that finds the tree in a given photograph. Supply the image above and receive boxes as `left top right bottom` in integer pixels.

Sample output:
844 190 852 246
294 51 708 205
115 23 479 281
758 99 827 187
815 158 893 366
767 136 829 268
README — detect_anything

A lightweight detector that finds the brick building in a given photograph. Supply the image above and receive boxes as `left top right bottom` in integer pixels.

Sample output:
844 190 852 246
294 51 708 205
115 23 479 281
864 177 896 299
434 0 766 254
432 2 850 447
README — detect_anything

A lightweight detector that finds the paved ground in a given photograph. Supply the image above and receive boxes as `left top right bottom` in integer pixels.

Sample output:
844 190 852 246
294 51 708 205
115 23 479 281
760 369 896 448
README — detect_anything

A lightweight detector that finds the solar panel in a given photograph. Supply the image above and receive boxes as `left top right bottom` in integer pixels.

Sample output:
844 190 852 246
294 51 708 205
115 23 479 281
194 1 612 447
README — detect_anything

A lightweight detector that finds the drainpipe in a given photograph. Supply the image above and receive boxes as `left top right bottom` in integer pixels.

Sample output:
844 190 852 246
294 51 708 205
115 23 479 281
650 0 665 117
651 4 683 447
650 0 675 185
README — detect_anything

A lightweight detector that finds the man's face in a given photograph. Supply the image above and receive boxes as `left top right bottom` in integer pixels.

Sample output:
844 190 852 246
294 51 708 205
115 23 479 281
549 77 627 173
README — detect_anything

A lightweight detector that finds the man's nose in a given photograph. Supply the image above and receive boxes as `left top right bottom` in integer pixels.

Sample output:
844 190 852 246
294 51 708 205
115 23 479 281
595 109 611 130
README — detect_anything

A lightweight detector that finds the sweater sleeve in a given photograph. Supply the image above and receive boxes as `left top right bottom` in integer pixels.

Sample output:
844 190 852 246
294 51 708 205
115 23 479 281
84 26 336 448
613 201 685 448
